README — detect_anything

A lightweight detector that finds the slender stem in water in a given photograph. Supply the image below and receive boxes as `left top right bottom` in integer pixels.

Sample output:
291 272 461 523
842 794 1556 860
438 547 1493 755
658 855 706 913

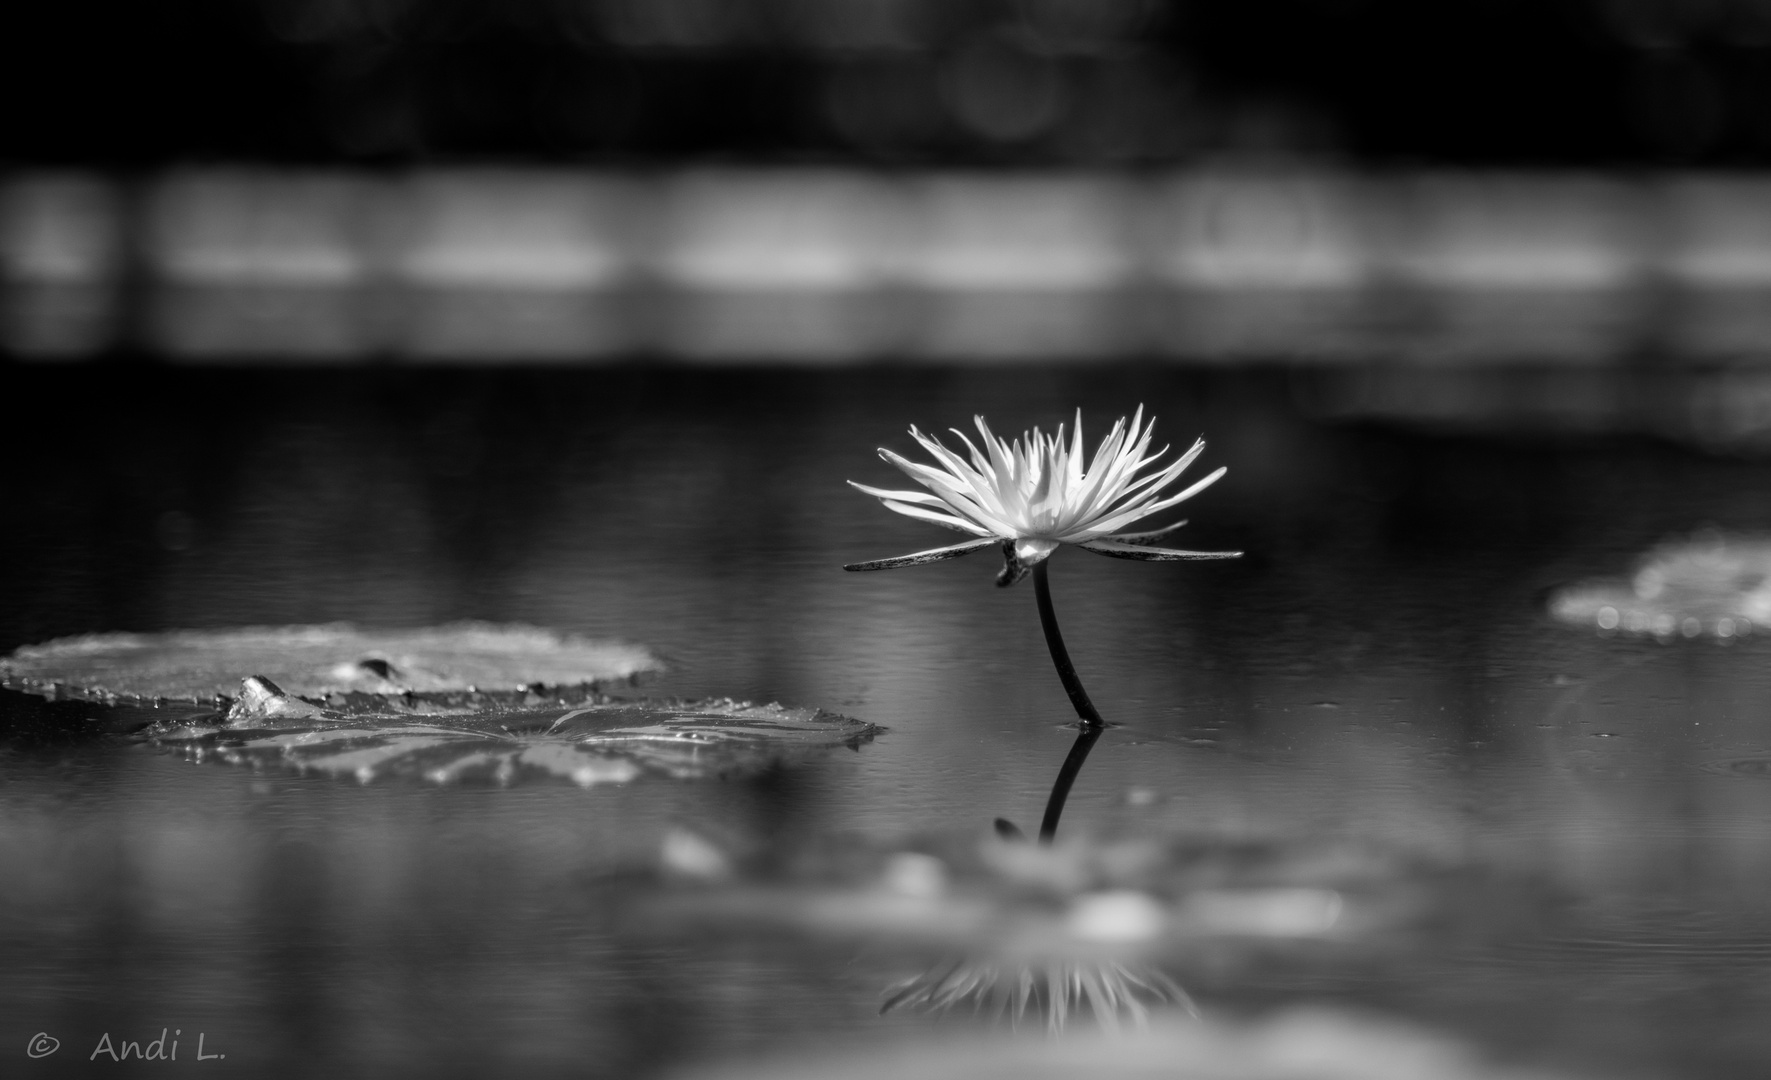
1033 560 1105 727
1038 722 1103 844
1032 559 1106 844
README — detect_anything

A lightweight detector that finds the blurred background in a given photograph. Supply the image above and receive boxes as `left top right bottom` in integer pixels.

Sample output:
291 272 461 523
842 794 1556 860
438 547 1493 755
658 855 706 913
11 0 1771 374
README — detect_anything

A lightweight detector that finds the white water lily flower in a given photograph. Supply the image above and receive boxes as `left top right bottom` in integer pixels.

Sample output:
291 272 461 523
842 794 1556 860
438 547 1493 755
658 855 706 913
845 407 1239 585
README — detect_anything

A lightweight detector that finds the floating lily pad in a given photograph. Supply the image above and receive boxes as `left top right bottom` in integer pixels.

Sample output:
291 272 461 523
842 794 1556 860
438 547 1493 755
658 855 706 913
1548 533 1771 640
149 683 881 786
0 622 660 701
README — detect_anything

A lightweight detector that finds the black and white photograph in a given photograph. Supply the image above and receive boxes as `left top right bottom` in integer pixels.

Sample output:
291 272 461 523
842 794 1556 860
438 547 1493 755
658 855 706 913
6 2 1771 1078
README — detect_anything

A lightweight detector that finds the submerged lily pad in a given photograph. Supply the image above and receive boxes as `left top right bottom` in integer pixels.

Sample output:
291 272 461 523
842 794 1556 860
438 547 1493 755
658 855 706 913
0 622 660 701
150 685 881 786
1548 533 1771 640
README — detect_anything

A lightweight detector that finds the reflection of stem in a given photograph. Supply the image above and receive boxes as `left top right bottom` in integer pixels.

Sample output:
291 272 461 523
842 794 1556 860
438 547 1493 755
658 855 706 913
1033 561 1105 727
1038 722 1104 844
1033 560 1106 845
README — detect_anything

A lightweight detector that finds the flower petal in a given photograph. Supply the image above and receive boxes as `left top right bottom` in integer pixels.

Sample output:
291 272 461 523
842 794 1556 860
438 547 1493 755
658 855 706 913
1106 519 1188 544
1079 538 1242 561
1063 415 1139 519
843 536 999 572
1115 438 1206 501
1081 466 1227 538
911 427 987 489
846 480 961 514
877 449 1007 530
880 499 994 535
851 409 1233 569
974 415 1021 497
1067 408 1086 491
1078 439 1199 525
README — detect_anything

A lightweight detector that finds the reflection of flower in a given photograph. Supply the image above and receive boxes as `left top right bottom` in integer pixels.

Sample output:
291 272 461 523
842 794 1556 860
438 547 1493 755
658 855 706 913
881 956 1195 1034
845 407 1237 585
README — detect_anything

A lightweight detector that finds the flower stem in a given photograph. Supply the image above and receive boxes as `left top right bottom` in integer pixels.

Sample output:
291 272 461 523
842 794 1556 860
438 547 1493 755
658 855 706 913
1032 560 1105 727
1032 559 1106 845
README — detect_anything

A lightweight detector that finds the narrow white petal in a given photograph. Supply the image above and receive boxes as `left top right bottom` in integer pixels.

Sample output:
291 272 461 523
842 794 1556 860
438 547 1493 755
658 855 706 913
1105 519 1189 544
1105 425 1167 488
910 431 1010 520
846 480 950 508
879 449 1002 523
1108 443 1203 503
1145 463 1226 508
908 428 989 490
947 427 995 477
1079 539 1242 561
880 499 994 535
1084 466 1227 537
1071 418 1135 511
844 537 999 571
1068 408 1085 489
1091 448 1204 520
976 416 1020 499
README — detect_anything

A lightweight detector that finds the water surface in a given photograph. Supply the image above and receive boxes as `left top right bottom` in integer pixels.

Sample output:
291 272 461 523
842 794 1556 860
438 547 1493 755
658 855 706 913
4 364 1771 1078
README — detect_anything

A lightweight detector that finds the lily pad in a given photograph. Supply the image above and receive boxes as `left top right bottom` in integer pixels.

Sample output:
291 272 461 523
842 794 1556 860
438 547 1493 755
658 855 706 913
149 682 881 786
0 622 660 701
1548 533 1771 640
0 627 887 786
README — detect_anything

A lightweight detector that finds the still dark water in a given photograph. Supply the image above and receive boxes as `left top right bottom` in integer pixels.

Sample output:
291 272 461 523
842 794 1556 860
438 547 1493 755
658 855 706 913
5 363 1771 1078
